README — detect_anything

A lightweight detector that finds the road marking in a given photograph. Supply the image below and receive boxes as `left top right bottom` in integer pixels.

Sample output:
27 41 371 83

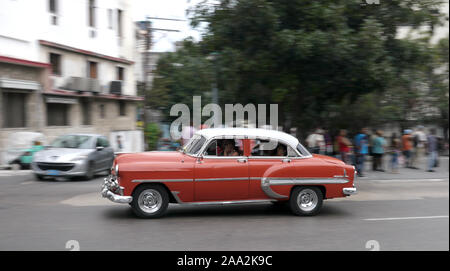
365 178 448 183
20 181 34 185
363 215 449 221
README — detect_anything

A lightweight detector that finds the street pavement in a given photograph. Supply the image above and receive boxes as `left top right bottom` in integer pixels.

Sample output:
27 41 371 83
0 157 448 251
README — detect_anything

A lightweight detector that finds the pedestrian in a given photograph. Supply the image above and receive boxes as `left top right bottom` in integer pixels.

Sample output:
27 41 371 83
354 127 369 177
389 133 401 173
411 126 427 169
323 130 333 156
402 129 416 169
426 128 438 172
372 130 386 171
116 135 123 152
337 129 352 164
306 128 325 154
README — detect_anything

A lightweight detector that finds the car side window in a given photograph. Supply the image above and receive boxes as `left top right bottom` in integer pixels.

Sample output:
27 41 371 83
101 137 110 147
205 140 218 156
204 138 244 157
250 139 298 157
96 137 110 148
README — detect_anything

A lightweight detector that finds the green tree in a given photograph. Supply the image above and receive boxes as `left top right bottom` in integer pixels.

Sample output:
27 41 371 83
144 123 161 151
150 0 447 139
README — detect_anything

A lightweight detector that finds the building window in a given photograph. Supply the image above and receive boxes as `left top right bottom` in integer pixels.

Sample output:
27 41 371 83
49 0 58 25
81 98 91 125
2 92 27 128
99 104 105 118
117 9 123 37
107 9 113 29
47 103 69 126
49 53 61 76
88 0 96 28
88 61 98 79
118 100 126 116
117 67 124 81
49 0 57 13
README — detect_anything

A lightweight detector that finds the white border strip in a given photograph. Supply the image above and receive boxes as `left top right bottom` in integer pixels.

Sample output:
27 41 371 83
363 215 449 221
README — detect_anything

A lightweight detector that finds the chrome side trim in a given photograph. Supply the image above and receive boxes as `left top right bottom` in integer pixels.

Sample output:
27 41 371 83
260 177 350 199
261 178 288 199
269 178 349 185
171 191 183 203
133 177 252 183
195 177 248 182
171 191 276 205
132 179 194 183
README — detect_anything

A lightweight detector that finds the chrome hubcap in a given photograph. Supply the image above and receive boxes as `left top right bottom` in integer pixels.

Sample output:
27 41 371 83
138 189 162 214
297 189 318 212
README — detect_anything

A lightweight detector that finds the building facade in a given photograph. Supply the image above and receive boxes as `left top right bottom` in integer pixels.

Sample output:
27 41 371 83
0 0 143 164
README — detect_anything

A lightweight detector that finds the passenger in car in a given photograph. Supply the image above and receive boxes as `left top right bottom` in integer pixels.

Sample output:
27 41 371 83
274 144 287 156
220 139 240 156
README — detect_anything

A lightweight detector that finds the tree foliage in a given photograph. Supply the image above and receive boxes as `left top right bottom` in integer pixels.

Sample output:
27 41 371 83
150 0 448 139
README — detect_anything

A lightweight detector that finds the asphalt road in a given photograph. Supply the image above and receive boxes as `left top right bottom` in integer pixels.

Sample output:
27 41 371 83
0 158 448 251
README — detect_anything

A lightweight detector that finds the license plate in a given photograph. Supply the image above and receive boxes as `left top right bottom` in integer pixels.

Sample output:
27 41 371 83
47 170 60 176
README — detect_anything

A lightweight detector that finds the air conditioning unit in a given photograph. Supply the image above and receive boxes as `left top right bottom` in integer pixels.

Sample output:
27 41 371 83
71 77 90 92
110 81 122 95
88 78 101 94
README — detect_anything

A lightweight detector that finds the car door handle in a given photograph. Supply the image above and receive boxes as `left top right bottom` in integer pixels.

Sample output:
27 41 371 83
282 158 291 163
237 158 247 163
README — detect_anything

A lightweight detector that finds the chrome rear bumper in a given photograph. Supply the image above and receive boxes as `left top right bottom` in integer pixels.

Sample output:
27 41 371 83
343 187 357 196
101 175 132 204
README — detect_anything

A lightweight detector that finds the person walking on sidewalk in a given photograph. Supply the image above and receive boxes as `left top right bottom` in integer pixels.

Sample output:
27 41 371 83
389 133 401 173
354 128 369 177
426 128 439 172
411 126 427 169
306 128 325 154
372 130 386 171
337 129 352 164
402 129 415 169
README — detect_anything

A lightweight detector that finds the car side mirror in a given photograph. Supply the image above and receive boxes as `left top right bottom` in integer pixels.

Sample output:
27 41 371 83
96 146 104 151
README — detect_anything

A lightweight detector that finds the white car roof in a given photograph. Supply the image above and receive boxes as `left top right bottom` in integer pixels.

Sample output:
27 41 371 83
196 128 300 148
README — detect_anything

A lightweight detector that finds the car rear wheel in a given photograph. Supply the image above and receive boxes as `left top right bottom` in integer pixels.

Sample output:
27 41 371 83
289 186 323 216
131 185 169 218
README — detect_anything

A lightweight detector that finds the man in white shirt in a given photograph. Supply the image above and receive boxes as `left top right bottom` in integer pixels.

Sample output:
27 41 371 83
306 129 325 154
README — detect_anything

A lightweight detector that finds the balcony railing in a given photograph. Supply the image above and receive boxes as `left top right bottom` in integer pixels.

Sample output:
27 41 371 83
61 77 101 94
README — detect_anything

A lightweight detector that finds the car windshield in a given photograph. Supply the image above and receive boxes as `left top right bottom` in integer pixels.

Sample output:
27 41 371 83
182 135 206 155
297 143 311 157
50 135 93 149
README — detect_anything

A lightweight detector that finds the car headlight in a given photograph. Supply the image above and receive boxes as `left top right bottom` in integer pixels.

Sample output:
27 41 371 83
71 155 88 162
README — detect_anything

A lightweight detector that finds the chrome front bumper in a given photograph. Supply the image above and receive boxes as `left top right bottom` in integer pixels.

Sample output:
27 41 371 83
101 175 132 204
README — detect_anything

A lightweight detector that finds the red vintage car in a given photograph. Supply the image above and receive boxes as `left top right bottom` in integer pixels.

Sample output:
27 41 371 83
101 128 357 218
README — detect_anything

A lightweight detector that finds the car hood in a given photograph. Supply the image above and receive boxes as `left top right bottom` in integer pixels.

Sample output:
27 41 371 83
33 148 93 163
116 151 184 163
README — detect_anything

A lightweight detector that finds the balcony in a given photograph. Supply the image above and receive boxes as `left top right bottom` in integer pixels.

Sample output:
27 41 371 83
61 77 101 94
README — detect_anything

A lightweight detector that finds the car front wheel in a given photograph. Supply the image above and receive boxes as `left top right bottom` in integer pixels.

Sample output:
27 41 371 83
289 186 323 216
131 185 169 218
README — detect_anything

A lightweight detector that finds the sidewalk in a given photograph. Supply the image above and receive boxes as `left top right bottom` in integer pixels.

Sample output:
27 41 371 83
357 156 449 181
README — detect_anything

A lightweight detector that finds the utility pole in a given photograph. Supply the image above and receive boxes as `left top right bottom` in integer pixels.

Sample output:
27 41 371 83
141 16 181 149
